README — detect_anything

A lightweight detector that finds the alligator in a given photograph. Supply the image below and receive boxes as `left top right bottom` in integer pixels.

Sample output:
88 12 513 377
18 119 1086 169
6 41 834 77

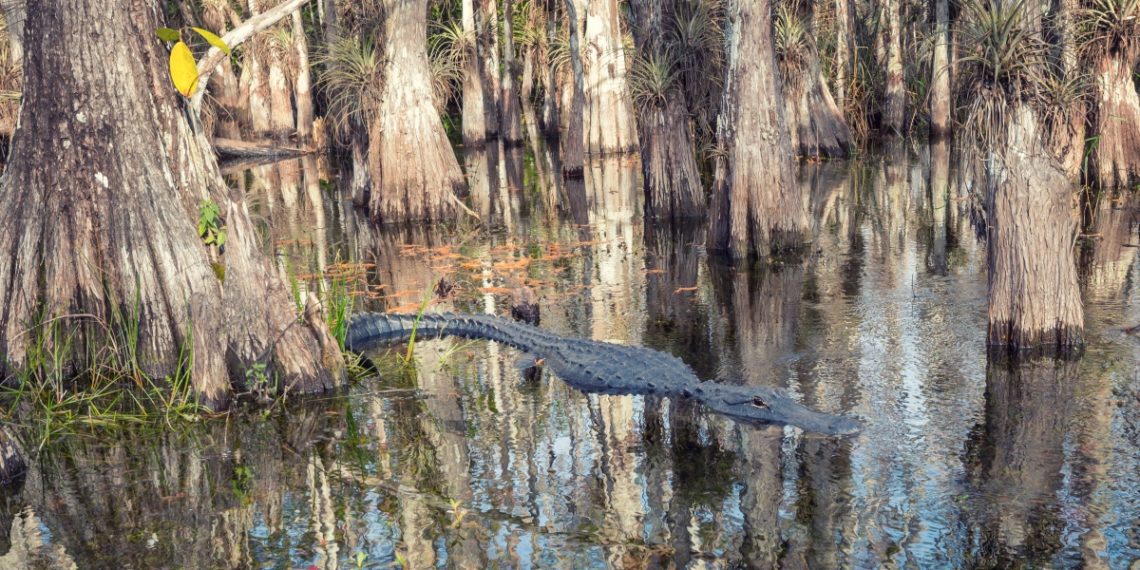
346 312 861 436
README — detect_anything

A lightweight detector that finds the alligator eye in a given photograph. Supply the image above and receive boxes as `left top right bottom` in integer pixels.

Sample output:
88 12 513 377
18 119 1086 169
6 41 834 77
751 397 768 409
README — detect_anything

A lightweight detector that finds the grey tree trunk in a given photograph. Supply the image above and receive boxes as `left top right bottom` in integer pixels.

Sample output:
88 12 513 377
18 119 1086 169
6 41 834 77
709 0 806 259
561 0 585 177
0 0 342 406
500 0 523 146
833 0 854 110
478 0 501 138
628 0 705 220
881 0 905 134
368 0 464 223
985 105 1083 350
929 0 950 139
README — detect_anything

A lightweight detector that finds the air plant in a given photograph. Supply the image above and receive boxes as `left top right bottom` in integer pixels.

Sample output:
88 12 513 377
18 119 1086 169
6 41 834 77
315 36 385 143
628 50 680 112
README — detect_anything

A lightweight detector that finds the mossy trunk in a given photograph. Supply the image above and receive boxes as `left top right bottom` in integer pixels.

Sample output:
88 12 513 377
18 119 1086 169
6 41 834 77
1088 53 1140 190
0 0 342 407
709 0 806 259
367 0 463 223
985 105 1083 350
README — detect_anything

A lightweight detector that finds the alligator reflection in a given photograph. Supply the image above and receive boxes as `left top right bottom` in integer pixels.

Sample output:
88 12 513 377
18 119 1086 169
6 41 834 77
0 154 1137 568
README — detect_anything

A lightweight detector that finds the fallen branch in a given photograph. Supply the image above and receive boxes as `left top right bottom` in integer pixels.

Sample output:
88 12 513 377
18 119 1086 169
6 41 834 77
190 0 310 114
213 137 309 159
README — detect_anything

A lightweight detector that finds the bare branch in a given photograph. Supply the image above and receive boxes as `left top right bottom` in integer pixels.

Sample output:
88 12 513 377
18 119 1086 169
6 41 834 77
190 0 310 114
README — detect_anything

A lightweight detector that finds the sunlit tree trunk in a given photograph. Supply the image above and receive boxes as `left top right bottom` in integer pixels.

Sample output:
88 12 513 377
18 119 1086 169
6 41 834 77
709 0 805 259
1088 49 1140 190
201 4 242 139
292 10 313 142
833 0 853 110
367 0 463 223
461 0 488 149
985 106 1083 350
628 0 704 220
576 0 637 154
929 0 950 140
1 0 24 64
0 0 342 405
881 0 905 134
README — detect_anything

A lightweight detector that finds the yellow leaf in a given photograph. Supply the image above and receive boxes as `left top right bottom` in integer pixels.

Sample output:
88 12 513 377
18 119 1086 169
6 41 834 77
191 27 231 56
168 41 198 97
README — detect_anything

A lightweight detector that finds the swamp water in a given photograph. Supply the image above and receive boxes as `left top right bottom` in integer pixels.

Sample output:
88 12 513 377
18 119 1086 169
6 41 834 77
1 148 1138 569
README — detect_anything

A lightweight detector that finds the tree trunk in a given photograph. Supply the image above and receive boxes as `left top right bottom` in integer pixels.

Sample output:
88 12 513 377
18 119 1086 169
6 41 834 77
367 0 464 223
782 66 851 157
1088 53 1140 190
1 0 24 64
709 0 805 259
577 0 637 154
500 0 523 146
201 4 242 140
478 0 501 139
0 0 342 406
833 0 853 110
881 0 905 134
985 105 1083 350
561 0 585 177
628 0 705 219
929 0 950 140
292 10 313 142
461 0 488 149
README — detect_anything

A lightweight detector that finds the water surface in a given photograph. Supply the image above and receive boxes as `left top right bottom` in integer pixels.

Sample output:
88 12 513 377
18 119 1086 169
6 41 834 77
2 148 1138 569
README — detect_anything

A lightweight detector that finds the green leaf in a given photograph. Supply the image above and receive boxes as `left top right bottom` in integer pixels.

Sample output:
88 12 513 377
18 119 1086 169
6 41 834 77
168 41 199 97
215 231 227 247
198 220 207 237
191 27 231 56
156 27 181 43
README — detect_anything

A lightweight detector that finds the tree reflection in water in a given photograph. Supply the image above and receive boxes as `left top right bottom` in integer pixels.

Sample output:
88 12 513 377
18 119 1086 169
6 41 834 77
1 153 1137 568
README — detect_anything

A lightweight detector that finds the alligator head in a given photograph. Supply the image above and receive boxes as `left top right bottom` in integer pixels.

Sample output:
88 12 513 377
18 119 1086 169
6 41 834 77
691 383 861 436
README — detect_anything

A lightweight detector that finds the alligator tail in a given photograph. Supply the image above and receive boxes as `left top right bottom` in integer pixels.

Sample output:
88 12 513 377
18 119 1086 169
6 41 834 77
345 312 532 353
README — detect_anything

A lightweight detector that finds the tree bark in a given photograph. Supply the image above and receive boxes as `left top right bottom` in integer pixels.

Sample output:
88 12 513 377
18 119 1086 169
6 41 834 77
1088 53 1140 190
985 105 1083 350
0 0 342 406
461 0 488 149
500 0 523 146
782 64 851 156
929 0 951 140
708 0 805 259
628 0 705 220
881 0 905 134
1 0 24 64
367 0 464 223
560 0 585 177
478 0 501 139
292 10 314 143
833 0 854 110
577 0 637 154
